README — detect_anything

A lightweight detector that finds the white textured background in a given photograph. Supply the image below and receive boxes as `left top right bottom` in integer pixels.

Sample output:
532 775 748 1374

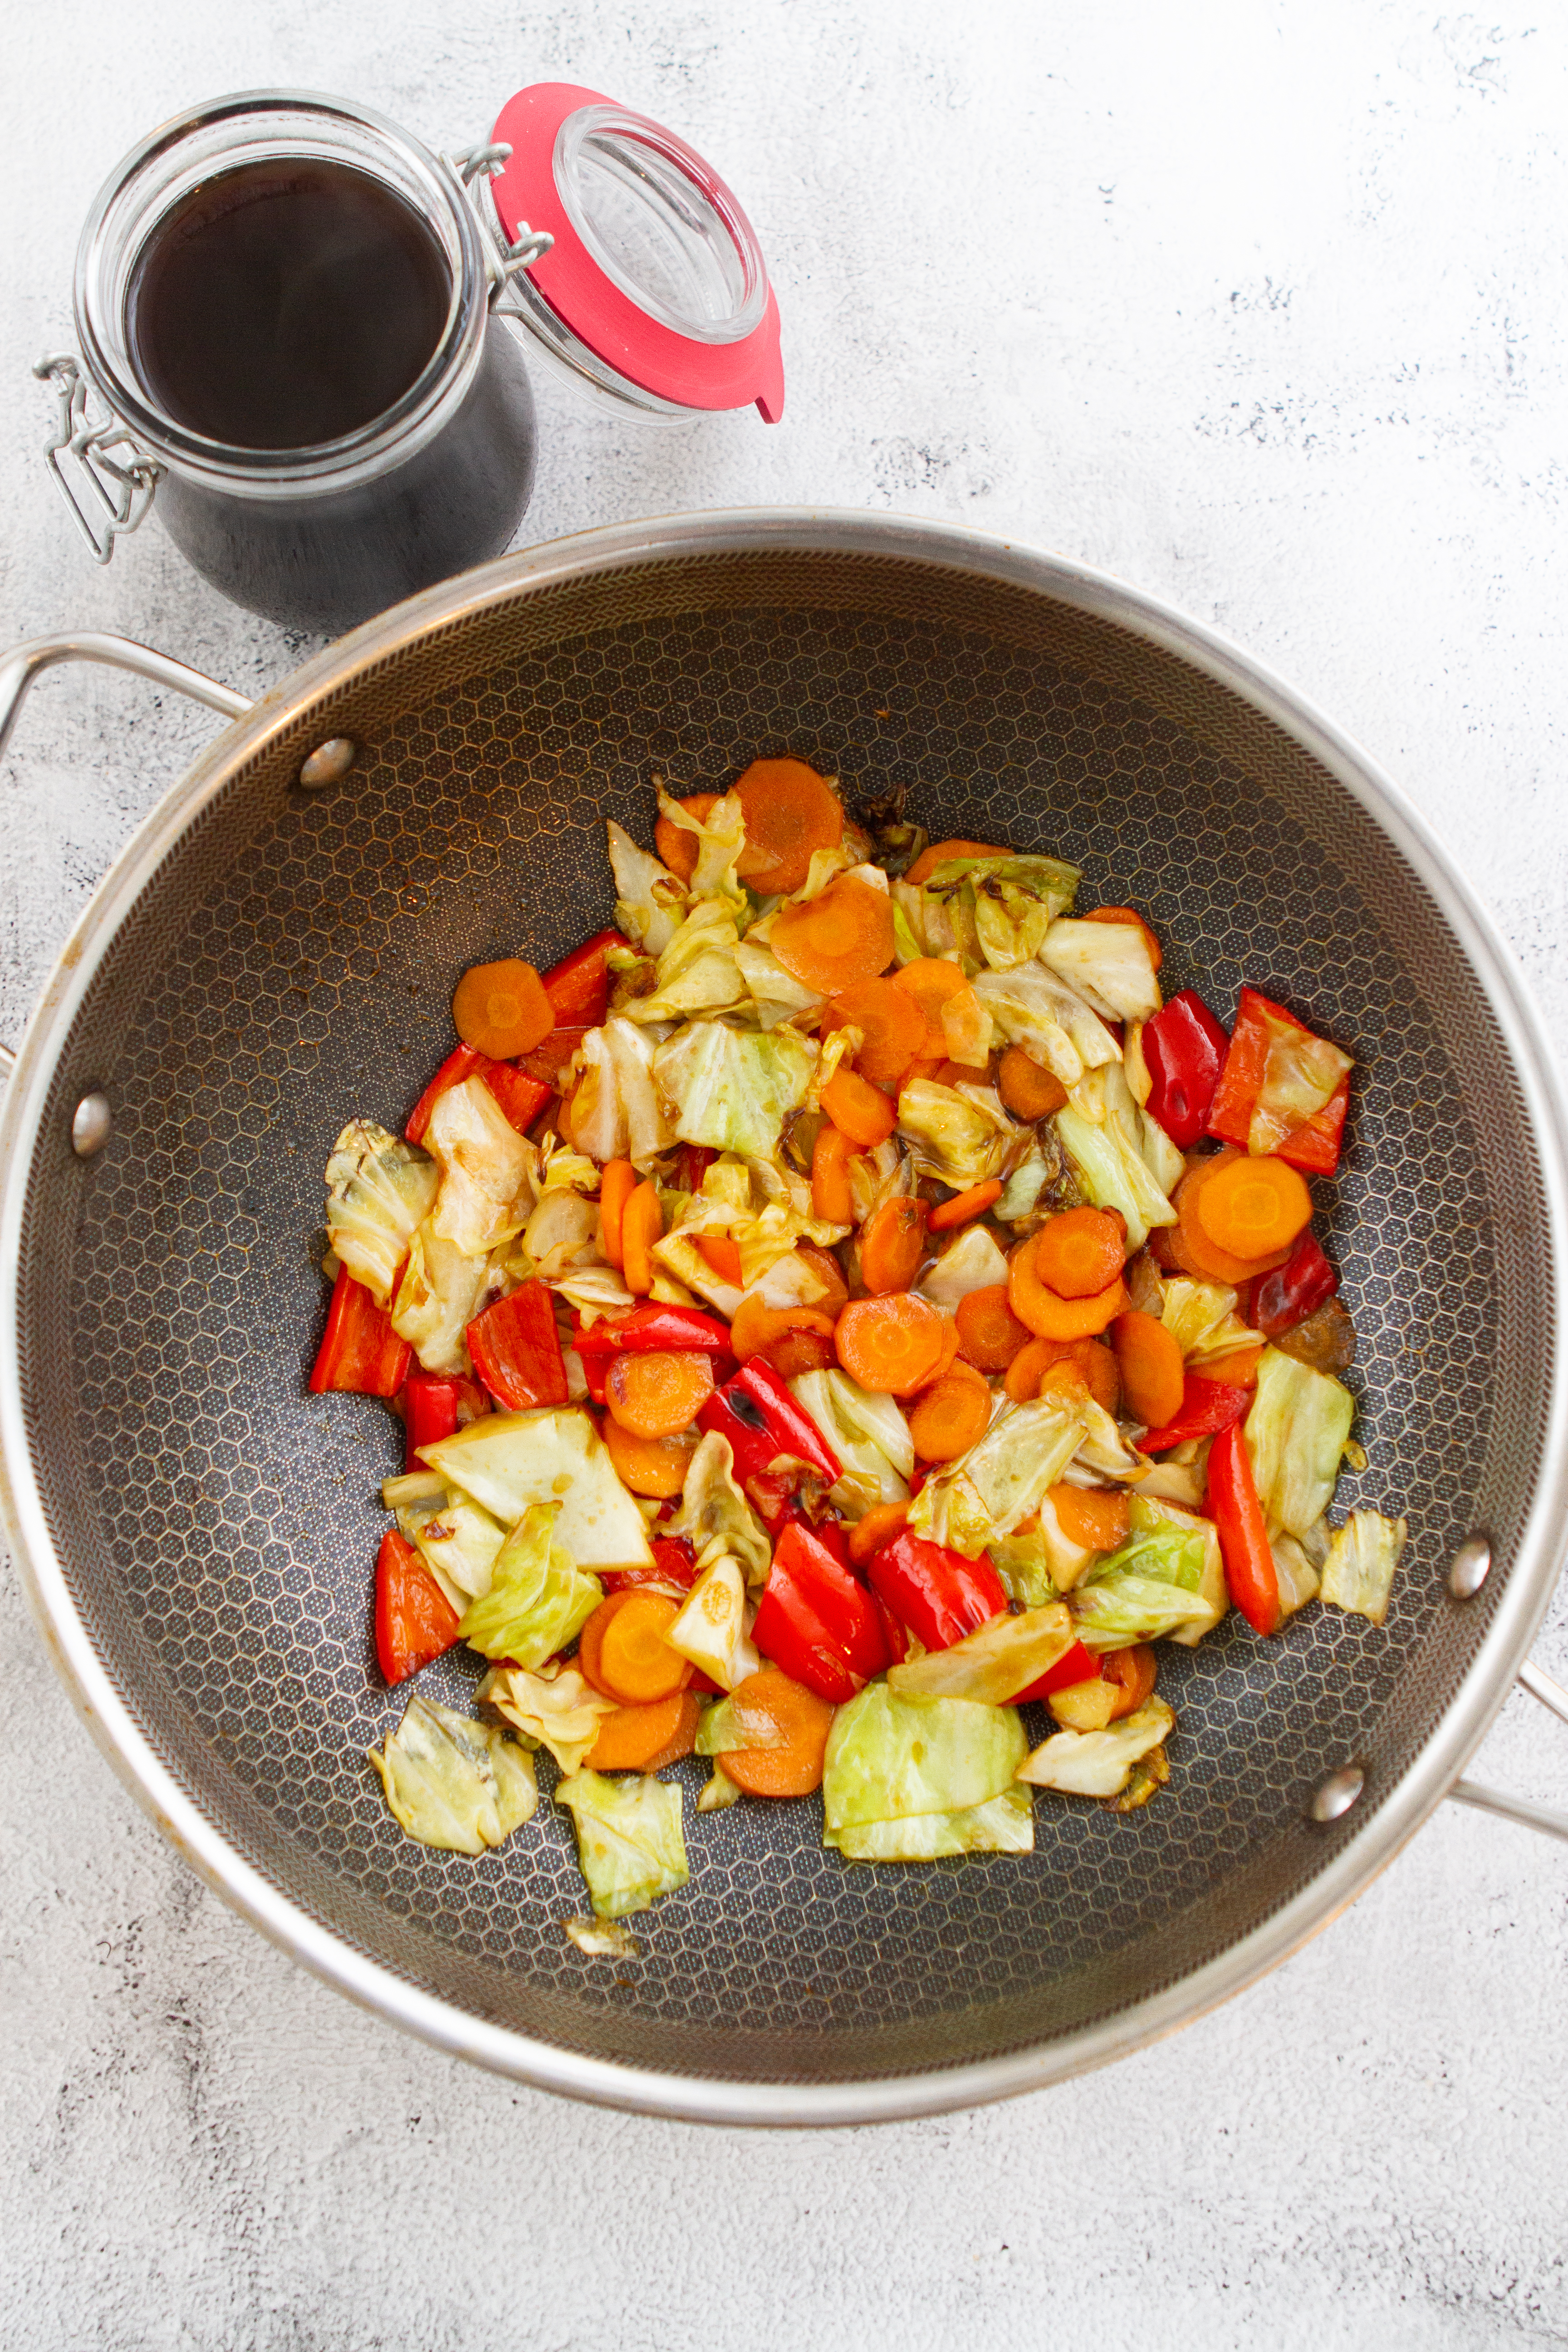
4 5 1568 2346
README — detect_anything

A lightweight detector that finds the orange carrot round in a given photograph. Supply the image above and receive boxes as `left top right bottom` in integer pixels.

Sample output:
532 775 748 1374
859 1196 929 1295
1196 1154 1313 1261
587 1688 702 1772
908 1365 992 1462
604 1348 715 1440
1008 1232 1127 1340
1201 1343 1264 1387
620 1177 663 1296
602 1411 698 1499
955 1284 1032 1372
696 1233 744 1287
598 1159 638 1268
729 1297 837 1364
1004 1333 1057 1402
1077 1339 1122 1415
811 1122 859 1223
764 1328 838 1379
822 978 928 1091
653 791 720 883
1101 1643 1158 1721
732 759 845 894
1034 1206 1127 1299
928 1179 1003 1232
847 1501 911 1565
580 1590 691 1706
997 1045 1069 1122
1175 1152 1294 1283
1047 1481 1130 1552
717 1667 836 1797
834 1293 948 1395
820 1066 898 1148
891 958 972 1059
904 838 1011 886
771 877 895 995
451 957 554 1058
796 1240 850 1309
1083 905 1163 971
1110 1309 1185 1428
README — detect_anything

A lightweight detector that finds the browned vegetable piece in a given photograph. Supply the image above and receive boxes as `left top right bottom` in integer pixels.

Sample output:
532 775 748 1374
1273 1296 1357 1377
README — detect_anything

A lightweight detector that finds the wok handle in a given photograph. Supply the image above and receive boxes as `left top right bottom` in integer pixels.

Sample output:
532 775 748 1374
1449 1658 1568 1843
0 633 254 1080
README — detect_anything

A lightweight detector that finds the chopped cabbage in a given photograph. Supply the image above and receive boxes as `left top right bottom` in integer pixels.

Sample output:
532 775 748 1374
667 1557 760 1689
833 1786 1034 1859
572 1017 676 1170
990 1511 1085 1604
655 783 747 906
888 1602 1075 1703
695 1689 792 1753
1161 1276 1241 1360
477 1660 617 1776
994 1144 1058 1224
564 1915 640 1958
823 1684 1028 1831
896 1077 1015 1188
649 1227 744 1316
1271 1529 1323 1621
1039 916 1161 1022
1054 1065 1177 1251
458 1502 603 1668
938 979 993 1066
697 1763 743 1813
1071 1521 1221 1649
733 936 826 1027
910 1393 1086 1557
324 1121 438 1306
918 1222 1009 1308
790 1367 912 1517
394 1478 507 1612
426 1078 531 1257
1069 1399 1149 1484
550 1263 637 1324
420 1408 655 1571
390 1221 489 1375
627 896 746 1023
1319 1510 1407 1626
972 963 1119 1085
665 1430 772 1584
653 1021 816 1157
1244 1348 1355 1539
556 1769 688 1918
522 1186 599 1279
369 1695 538 1853
1017 1697 1175 1798
607 818 685 957
1127 1493 1227 1645
1249 1008 1353 1157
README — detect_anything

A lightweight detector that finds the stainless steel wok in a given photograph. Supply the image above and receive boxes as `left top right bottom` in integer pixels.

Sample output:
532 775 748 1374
2 510 1565 2127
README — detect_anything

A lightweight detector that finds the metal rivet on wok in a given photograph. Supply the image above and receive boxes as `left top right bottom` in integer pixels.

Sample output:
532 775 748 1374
297 737 357 789
71 1092 112 1158
1448 1534 1492 1600
1308 1764 1365 1824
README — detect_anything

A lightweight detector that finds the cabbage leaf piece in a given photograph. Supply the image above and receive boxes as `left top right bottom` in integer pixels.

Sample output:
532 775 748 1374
1071 1521 1221 1650
477 1660 617 1776
607 818 686 957
459 1502 603 1668
653 1020 817 1157
790 1368 913 1519
564 1916 641 1958
1054 1063 1177 1250
1244 1348 1356 1539
1039 916 1162 1022
556 1769 688 1919
1250 1007 1353 1158
393 1479 508 1612
972 961 1120 1088
918 1223 1009 1308
655 783 748 906
325 1121 439 1306
832 1786 1035 1860
695 1690 792 1754
420 1408 654 1571
667 1557 760 1689
665 1430 772 1585
627 895 747 1023
1319 1510 1407 1626
369 1694 538 1854
391 1220 490 1376
733 936 826 1028
910 1393 1086 1558
823 1684 1027 1832
896 1077 1017 1188
426 1077 531 1257
572 1017 676 1171
887 1602 1074 1704
1127 1494 1227 1645
1017 1698 1176 1798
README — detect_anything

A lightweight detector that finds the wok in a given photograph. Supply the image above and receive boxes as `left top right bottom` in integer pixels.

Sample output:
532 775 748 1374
2 510 1566 2127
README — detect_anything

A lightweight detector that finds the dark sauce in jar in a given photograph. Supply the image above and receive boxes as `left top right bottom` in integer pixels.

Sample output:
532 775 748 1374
127 159 451 449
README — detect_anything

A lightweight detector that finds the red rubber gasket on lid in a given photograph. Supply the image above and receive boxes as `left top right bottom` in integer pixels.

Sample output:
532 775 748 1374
489 83 784 421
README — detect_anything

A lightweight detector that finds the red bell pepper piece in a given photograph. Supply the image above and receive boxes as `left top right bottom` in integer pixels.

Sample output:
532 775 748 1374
1140 989 1230 1151
516 1024 588 1088
540 926 621 1029
399 1369 489 1471
481 1063 552 1133
1137 1374 1251 1453
1206 1421 1279 1636
309 1264 412 1396
752 1519 890 1702
1011 1637 1101 1706
404 1043 549 1143
374 1529 461 1682
729 1359 841 1485
1254 1228 1339 1338
871 1591 910 1666
676 1142 717 1194
575 1303 735 1355
1207 986 1351 1176
867 1529 1009 1652
466 1282 568 1410
599 1536 700 1597
696 1385 779 1485
748 1469 801 1533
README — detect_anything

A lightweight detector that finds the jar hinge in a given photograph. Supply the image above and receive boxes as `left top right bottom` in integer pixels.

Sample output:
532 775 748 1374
443 143 554 308
32 355 162 565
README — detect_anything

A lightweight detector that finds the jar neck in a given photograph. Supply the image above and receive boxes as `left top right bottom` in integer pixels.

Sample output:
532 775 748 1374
74 90 489 501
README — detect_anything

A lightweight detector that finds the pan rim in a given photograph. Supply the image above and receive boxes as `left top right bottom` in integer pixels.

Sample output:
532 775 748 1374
4 505 1565 2126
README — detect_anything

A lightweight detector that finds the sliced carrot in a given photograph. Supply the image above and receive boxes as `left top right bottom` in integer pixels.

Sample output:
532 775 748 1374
653 791 720 883
1101 1643 1157 1721
847 1501 911 1565
580 1589 691 1706
904 837 1011 887
1077 1339 1121 1415
835 1293 948 1395
598 1159 638 1268
997 1045 1069 1122
822 979 928 1091
860 1196 929 1295
765 1328 838 1379
811 1122 859 1223
451 958 554 1059
771 876 895 996
929 1314 962 1383
732 759 845 894
1083 905 1163 972
717 1666 837 1797
1004 1333 1057 1402
1005 1334 1118 1408
1175 1151 1294 1283
605 1348 715 1440
928 1179 1003 1232
620 1177 664 1297
956 1284 1032 1372
908 1365 992 1462
1200 1343 1264 1388
1048 1482 1130 1552
891 958 971 1059
696 1233 744 1287
1195 1153 1313 1261
797 1240 850 1309
728 1296 837 1362
1034 1207 1127 1299
1008 1231 1127 1340
820 1067 898 1148
587 1688 702 1772
602 1411 699 1499
1110 1309 1185 1428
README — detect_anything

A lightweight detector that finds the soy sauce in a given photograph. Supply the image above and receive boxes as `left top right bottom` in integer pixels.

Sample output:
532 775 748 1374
128 159 451 449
